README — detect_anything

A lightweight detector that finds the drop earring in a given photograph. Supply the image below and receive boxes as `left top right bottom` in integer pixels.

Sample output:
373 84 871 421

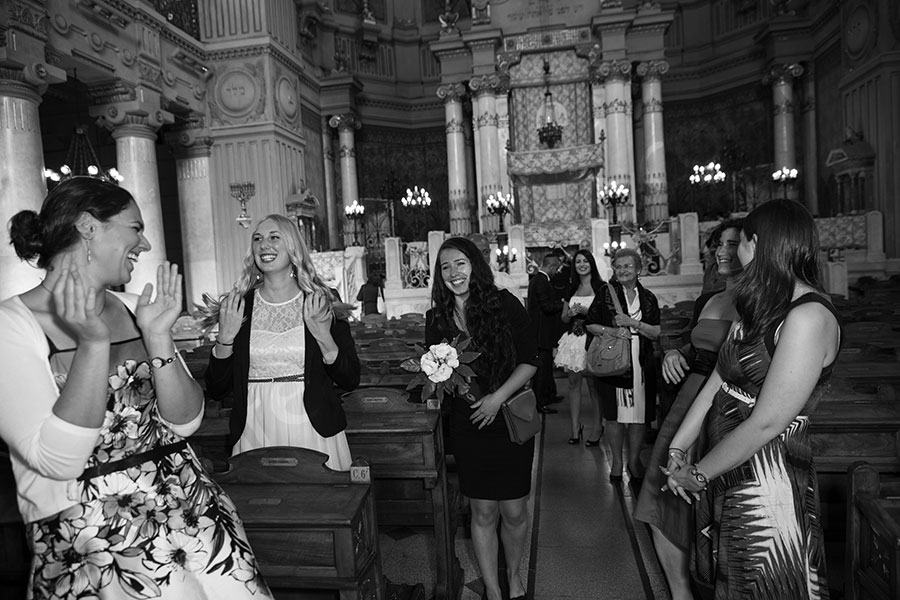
86 240 92 264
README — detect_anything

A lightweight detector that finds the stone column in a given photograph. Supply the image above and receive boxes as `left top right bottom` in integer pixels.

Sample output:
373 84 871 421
321 117 339 248
496 86 512 231
637 60 670 224
463 108 478 232
110 122 168 293
765 63 804 190
469 74 502 233
329 113 362 247
0 78 46 298
678 212 702 275
597 60 635 223
169 132 217 306
801 65 818 215
591 78 608 213
437 83 470 235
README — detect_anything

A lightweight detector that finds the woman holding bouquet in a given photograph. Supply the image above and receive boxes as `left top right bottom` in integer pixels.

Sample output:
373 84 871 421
426 237 539 600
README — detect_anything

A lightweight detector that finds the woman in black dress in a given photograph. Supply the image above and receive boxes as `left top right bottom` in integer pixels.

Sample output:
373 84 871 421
426 237 539 600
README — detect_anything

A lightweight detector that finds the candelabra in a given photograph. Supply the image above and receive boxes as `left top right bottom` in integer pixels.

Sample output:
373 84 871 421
485 191 514 232
44 126 124 185
772 166 798 200
344 200 365 246
537 60 563 149
598 179 630 225
495 244 518 273
602 239 627 258
231 182 256 229
401 186 431 240
689 162 726 217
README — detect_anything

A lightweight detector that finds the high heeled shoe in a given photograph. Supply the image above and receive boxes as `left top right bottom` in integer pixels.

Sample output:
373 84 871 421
584 427 604 447
568 425 583 445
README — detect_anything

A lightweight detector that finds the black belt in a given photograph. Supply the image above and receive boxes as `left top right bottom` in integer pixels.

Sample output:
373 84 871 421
248 374 305 383
78 440 188 481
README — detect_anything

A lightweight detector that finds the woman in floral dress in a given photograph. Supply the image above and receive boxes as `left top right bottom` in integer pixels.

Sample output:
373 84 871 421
0 178 270 599
666 199 840 599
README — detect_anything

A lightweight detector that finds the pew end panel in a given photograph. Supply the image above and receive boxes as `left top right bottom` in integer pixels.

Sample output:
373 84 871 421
846 462 900 600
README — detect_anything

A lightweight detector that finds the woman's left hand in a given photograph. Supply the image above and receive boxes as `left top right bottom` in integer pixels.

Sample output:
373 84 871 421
136 262 183 337
469 392 503 429
664 465 705 504
304 291 334 341
613 314 637 328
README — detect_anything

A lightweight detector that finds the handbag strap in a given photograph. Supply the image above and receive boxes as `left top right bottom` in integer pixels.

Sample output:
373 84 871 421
607 283 626 316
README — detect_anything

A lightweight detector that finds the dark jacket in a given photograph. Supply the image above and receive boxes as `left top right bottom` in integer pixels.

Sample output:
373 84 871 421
205 288 360 448
527 271 563 349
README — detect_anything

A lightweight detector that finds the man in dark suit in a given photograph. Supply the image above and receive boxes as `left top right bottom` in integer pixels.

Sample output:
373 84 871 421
527 251 564 414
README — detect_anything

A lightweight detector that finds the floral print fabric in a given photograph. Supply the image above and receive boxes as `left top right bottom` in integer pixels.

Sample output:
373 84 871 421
29 354 271 599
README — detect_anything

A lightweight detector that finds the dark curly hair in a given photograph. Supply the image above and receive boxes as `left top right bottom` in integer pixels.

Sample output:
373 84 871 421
9 178 134 270
565 249 605 300
735 199 822 342
430 236 515 392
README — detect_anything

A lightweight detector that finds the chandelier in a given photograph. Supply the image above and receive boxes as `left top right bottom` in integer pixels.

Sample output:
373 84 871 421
690 162 726 185
401 186 431 240
44 126 123 184
231 182 255 229
537 60 563 149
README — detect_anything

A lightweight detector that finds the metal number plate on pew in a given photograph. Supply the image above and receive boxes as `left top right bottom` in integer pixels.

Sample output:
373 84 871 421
260 457 298 467
351 464 371 484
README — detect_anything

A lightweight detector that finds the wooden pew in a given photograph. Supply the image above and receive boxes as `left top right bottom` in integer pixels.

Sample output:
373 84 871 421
215 447 384 600
845 463 900 600
342 388 462 600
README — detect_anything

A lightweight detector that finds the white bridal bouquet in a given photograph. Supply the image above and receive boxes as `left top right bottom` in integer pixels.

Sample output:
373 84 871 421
401 336 481 402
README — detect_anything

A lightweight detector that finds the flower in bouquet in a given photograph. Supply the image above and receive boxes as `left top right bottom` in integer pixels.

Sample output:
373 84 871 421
401 336 481 402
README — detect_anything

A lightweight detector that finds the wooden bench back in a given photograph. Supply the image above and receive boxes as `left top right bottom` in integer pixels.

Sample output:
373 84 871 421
216 446 351 485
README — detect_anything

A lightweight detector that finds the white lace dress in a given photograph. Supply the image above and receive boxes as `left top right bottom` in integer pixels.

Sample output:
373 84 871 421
554 293 595 373
232 291 352 471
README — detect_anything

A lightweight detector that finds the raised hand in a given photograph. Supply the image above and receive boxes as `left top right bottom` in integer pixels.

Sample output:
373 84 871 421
136 262 184 338
303 291 334 342
216 288 245 344
49 254 109 344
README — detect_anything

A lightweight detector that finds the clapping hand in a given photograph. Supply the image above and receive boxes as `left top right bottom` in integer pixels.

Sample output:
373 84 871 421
304 291 334 341
216 288 245 344
136 262 184 338
662 349 690 385
48 254 109 343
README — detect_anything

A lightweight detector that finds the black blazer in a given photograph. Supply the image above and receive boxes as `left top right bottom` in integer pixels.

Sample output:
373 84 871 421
205 288 360 448
527 271 563 349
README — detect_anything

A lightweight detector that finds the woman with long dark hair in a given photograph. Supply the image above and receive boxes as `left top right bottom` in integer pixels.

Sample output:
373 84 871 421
554 249 607 445
426 237 538 600
666 200 840 599
633 218 743 600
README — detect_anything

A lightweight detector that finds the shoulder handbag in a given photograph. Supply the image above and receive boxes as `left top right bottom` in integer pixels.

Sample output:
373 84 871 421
500 388 541 445
585 284 632 377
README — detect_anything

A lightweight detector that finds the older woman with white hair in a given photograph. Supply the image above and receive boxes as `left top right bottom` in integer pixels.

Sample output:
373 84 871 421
585 247 661 485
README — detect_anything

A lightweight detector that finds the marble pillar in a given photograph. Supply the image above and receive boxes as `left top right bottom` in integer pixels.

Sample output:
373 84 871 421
463 111 478 233
437 83 470 235
598 60 635 223
766 64 804 191
112 123 167 293
0 79 46 298
496 88 512 231
801 65 818 215
174 144 217 306
591 80 608 213
329 113 362 248
469 74 502 233
637 60 670 224
321 117 339 248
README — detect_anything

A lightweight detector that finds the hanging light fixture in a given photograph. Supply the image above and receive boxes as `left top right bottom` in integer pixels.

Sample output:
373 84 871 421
537 60 563 149
44 126 123 184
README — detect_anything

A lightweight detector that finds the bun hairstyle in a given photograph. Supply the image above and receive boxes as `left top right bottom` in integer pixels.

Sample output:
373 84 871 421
9 178 133 270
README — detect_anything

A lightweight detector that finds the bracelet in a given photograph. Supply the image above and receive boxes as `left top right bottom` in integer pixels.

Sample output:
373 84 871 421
689 464 709 489
668 447 686 460
217 340 234 346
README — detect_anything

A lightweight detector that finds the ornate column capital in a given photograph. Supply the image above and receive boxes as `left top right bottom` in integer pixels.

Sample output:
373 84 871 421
436 82 467 103
636 60 669 81
0 63 65 96
764 63 804 86
469 73 502 97
90 91 174 132
594 59 632 84
328 113 361 131
164 118 213 158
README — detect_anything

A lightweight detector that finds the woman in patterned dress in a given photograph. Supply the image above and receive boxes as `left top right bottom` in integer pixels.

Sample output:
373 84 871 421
666 199 841 599
205 214 359 471
1 177 271 599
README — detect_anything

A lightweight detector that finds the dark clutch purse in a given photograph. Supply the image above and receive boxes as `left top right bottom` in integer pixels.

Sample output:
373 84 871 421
500 388 541 445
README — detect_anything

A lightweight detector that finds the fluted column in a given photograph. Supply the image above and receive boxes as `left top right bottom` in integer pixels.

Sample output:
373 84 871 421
108 122 168 292
597 60 635 223
0 78 46 298
801 65 818 215
469 74 502 233
637 60 670 223
168 131 216 307
329 113 361 247
437 83 470 235
765 63 804 196
321 117 339 248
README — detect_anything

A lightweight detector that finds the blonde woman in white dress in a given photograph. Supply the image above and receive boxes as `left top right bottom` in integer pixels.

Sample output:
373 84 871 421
555 249 608 445
204 214 360 471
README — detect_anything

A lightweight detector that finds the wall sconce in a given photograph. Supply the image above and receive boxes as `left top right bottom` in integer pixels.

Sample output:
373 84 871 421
231 182 255 229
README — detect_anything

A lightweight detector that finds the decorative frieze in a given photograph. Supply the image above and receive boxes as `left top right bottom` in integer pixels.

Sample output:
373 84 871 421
11 0 49 41
446 117 465 135
502 27 591 52
475 111 499 129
